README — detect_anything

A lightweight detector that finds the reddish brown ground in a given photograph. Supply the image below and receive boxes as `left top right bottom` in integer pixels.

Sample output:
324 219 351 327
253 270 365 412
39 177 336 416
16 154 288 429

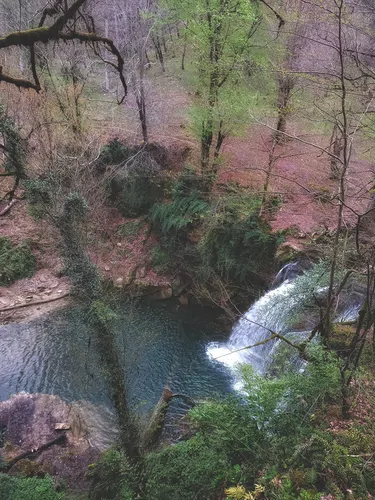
1 69 374 319
0 190 71 322
87 208 172 291
219 125 374 235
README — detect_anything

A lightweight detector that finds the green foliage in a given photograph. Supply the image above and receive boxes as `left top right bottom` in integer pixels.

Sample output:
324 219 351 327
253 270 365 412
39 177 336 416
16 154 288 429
97 139 170 217
283 261 348 330
57 193 101 299
151 244 174 271
240 345 341 440
198 193 282 282
151 194 208 235
0 474 66 500
63 192 89 222
87 449 137 500
63 253 101 299
26 177 53 220
0 105 27 178
89 300 117 328
27 175 102 299
150 168 209 238
145 435 230 500
143 346 374 499
104 143 164 217
149 173 281 307
0 237 35 285
164 0 271 172
99 138 129 165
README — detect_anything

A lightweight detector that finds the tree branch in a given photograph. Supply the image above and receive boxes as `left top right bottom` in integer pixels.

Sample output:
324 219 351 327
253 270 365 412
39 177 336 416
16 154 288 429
0 66 40 91
0 0 127 100
259 0 285 33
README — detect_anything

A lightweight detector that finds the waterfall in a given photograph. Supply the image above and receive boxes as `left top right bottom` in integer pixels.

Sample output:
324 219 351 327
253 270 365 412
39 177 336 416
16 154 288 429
207 279 299 375
207 262 363 384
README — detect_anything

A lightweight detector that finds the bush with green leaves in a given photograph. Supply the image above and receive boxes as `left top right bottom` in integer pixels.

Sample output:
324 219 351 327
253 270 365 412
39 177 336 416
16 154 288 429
26 177 53 220
0 105 27 180
0 474 66 500
143 345 374 499
0 237 35 285
99 138 130 165
198 193 282 282
150 167 209 238
149 172 282 306
145 434 231 500
87 449 137 500
149 168 210 277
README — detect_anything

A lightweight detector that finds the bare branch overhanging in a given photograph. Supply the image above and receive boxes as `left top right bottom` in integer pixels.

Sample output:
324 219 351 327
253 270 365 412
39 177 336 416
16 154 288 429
0 0 127 102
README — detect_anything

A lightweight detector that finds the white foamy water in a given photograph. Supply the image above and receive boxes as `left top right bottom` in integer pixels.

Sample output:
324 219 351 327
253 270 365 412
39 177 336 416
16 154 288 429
207 280 298 376
207 262 363 390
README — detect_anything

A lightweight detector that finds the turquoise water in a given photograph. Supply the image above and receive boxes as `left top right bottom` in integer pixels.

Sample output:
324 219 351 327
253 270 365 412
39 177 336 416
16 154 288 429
0 300 232 415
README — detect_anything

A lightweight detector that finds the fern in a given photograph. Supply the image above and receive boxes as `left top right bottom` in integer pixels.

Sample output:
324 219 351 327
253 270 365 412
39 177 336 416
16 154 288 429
150 192 209 234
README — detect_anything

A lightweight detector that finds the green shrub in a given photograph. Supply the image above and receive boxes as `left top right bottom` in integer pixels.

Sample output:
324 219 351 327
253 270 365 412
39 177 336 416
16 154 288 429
143 346 355 499
145 435 230 500
150 168 209 238
150 194 209 235
0 474 66 500
0 237 35 285
0 105 27 179
87 449 137 500
26 177 53 220
198 193 282 282
98 140 165 217
99 138 129 165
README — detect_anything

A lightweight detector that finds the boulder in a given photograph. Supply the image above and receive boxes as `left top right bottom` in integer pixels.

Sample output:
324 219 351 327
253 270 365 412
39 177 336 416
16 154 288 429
178 294 189 306
0 393 117 490
276 242 303 263
149 286 173 300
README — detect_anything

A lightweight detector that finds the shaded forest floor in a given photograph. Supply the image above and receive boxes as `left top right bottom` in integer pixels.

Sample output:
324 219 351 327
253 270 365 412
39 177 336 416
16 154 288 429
0 66 374 320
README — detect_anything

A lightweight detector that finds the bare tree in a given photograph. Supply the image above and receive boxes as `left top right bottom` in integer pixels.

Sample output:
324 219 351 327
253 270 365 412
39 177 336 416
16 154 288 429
0 0 127 100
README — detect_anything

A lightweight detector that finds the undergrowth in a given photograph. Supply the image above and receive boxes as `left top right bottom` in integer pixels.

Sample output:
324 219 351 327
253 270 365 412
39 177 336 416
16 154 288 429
99 139 165 217
149 168 282 306
141 345 375 500
0 237 35 285
0 474 67 500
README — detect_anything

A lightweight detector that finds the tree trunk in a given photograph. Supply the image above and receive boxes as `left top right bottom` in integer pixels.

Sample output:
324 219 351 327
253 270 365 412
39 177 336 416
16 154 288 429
260 137 278 215
141 387 195 452
274 73 294 144
135 51 148 144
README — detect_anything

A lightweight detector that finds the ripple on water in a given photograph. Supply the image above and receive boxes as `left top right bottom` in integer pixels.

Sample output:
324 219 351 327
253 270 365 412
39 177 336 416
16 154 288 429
0 302 233 442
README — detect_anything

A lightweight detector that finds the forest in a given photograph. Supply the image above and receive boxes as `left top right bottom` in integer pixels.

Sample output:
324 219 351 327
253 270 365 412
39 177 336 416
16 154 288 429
0 0 375 499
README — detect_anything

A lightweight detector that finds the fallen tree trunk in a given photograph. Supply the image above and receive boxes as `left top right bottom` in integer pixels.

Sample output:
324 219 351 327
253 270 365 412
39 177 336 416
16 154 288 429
0 199 16 216
0 293 70 314
1 433 66 472
141 386 195 452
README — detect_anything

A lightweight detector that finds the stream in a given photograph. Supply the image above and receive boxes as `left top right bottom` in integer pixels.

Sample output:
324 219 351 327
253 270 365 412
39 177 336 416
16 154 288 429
0 264 363 444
